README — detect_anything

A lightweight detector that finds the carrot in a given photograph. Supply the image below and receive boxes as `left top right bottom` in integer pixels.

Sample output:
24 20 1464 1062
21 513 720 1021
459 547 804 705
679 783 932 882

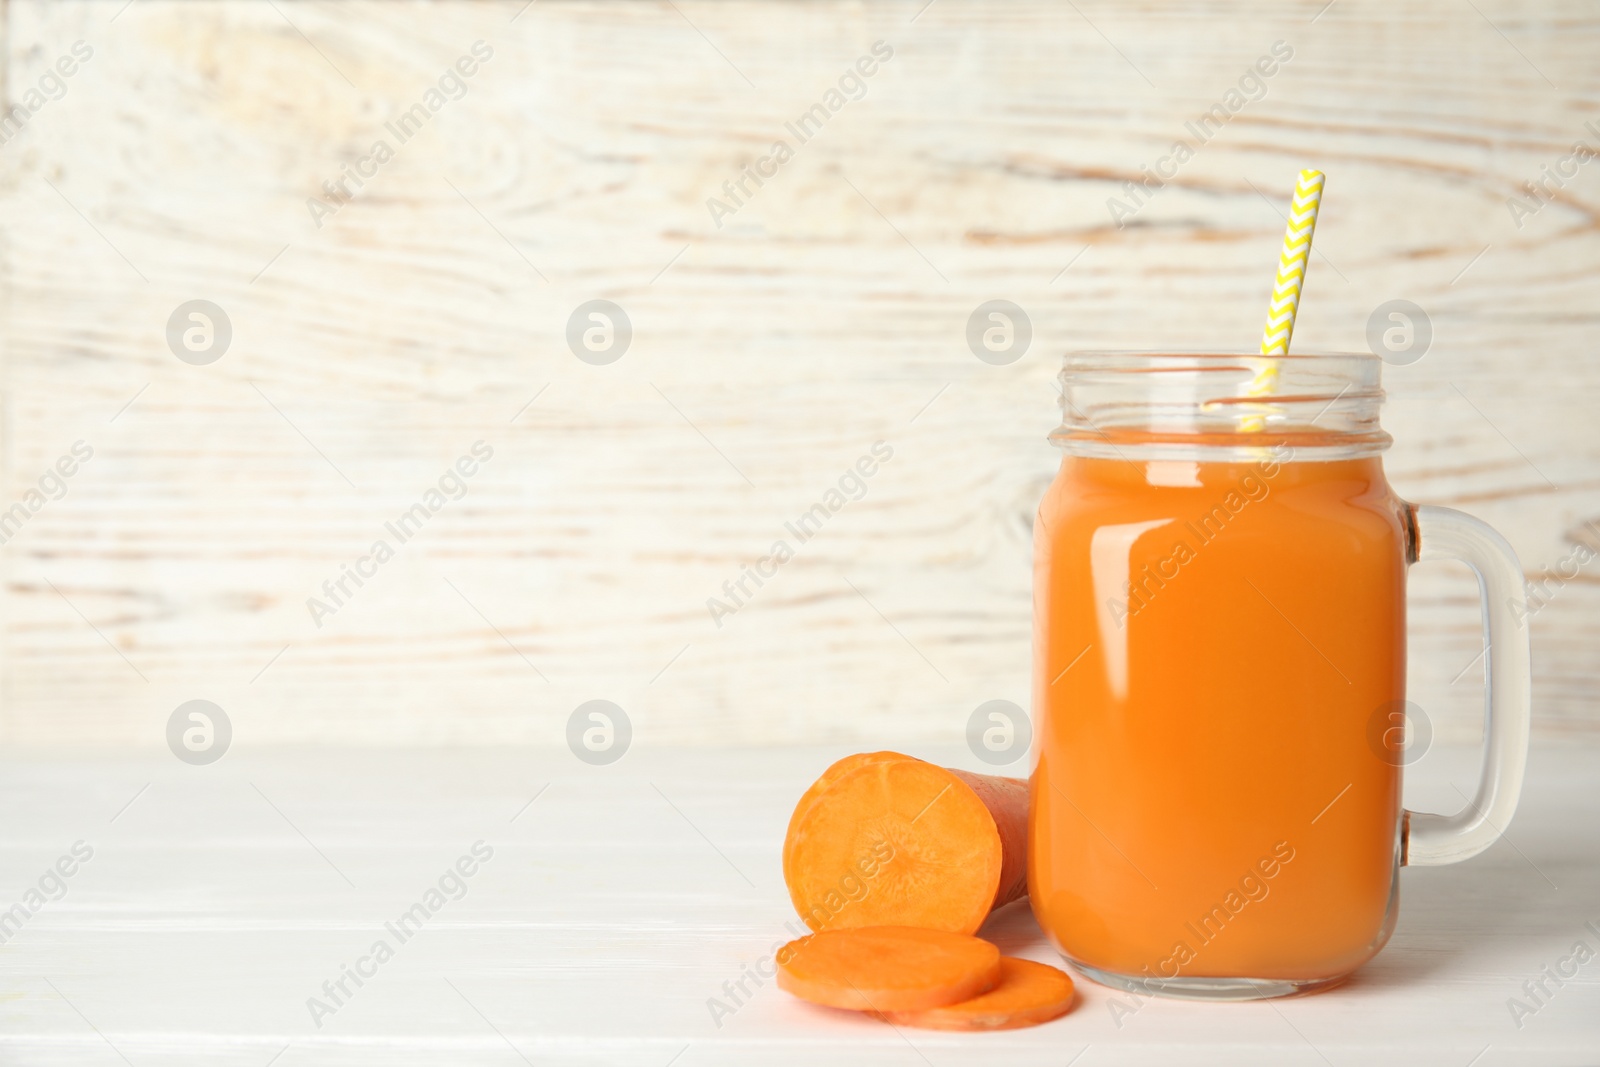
777 926 1002 1012
781 751 913 888
946 767 1029 919
876 957 1076 1030
783 752 1028 935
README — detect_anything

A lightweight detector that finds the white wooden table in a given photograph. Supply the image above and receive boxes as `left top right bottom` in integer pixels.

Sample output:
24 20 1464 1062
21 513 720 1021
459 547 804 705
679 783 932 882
2 741 1596 1065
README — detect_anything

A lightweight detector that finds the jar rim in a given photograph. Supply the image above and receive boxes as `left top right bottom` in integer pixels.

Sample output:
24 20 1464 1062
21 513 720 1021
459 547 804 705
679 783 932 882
1053 350 1390 461
1063 349 1382 365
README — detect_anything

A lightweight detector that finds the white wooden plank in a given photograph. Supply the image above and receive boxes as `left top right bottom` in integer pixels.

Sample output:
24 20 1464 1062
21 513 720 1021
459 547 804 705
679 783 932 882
0 0 1596 746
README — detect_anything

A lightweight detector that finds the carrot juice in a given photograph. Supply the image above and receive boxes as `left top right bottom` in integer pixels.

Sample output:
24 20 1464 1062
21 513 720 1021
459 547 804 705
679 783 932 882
1029 445 1410 991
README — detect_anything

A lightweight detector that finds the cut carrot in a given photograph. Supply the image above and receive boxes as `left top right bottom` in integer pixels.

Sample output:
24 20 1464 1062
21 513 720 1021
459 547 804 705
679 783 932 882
946 767 1029 916
781 751 913 888
777 926 1002 1012
783 752 1028 934
877 957 1076 1030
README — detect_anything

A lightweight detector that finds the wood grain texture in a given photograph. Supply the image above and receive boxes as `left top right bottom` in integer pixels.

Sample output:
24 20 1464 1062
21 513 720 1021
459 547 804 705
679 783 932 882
0 743 1596 1063
0 0 1597 747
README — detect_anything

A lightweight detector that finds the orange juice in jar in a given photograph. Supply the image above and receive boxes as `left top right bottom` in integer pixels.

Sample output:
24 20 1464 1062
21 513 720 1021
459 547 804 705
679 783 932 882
1028 353 1531 999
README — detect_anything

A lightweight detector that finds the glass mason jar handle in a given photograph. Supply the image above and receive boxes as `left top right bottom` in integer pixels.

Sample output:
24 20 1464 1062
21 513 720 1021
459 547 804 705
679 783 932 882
1403 505 1532 866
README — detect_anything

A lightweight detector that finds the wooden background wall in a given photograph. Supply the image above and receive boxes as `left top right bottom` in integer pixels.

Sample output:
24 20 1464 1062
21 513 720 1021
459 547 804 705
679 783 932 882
1 0 1595 749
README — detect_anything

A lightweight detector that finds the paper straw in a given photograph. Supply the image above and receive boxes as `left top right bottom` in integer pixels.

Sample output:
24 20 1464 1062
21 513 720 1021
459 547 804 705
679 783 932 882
1244 169 1325 429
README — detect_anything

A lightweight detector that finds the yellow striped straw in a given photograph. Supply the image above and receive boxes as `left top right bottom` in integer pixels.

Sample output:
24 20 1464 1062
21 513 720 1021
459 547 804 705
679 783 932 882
1244 169 1325 430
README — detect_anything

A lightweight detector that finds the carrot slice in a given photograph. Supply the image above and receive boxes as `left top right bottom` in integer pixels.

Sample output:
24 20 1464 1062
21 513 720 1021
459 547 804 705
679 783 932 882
877 957 1076 1030
777 926 1002 1012
783 753 1028 934
781 752 915 888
